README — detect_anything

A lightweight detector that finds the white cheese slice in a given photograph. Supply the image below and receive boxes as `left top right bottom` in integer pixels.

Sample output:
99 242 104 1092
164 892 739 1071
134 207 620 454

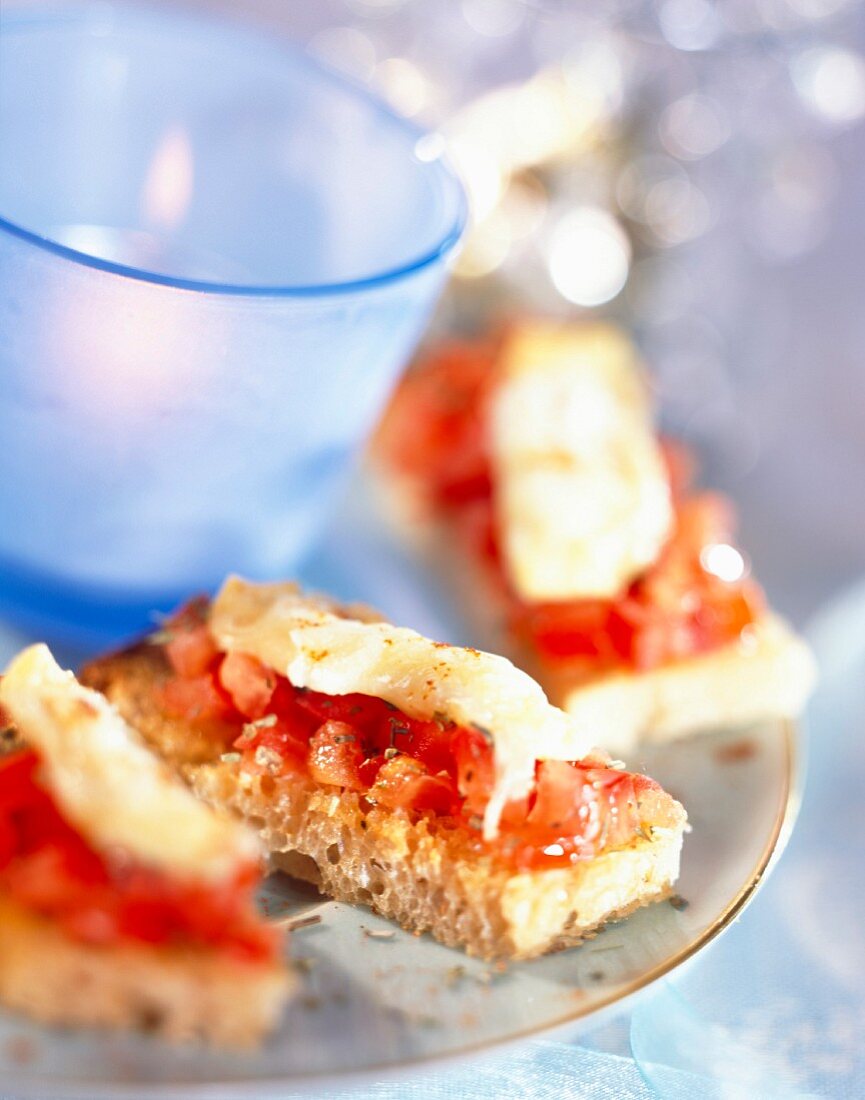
0 644 260 882
489 322 674 600
211 576 595 838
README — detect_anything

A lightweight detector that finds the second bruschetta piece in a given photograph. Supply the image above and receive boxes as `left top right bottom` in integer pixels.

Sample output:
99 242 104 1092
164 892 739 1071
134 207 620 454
373 321 815 754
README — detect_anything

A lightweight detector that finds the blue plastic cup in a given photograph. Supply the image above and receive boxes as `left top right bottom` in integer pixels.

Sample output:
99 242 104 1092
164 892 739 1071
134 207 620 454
0 4 465 645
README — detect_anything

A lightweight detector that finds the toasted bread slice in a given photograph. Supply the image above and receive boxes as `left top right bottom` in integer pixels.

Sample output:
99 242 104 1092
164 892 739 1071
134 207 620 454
0 646 293 1045
82 582 687 961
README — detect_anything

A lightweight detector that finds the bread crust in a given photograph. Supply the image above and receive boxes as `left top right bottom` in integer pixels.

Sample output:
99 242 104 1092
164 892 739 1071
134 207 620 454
0 895 291 1046
82 644 685 961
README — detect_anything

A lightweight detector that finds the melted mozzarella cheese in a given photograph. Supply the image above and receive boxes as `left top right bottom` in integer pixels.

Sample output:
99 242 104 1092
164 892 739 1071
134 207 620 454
211 577 595 837
489 322 673 600
0 645 260 882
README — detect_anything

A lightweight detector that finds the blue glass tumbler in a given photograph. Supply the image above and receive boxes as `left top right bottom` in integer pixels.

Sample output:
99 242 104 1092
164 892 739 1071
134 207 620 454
0 4 465 644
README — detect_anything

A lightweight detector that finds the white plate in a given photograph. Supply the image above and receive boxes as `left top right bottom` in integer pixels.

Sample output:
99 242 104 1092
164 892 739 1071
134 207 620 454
0 716 797 1098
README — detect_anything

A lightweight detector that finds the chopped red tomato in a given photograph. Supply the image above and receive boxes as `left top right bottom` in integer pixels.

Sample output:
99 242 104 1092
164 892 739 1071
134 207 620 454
308 721 366 790
157 673 235 722
375 339 499 508
234 712 311 777
160 597 219 678
452 726 495 816
0 749 43 816
218 652 275 718
0 750 277 961
294 691 385 728
519 601 616 662
535 762 638 845
493 759 642 871
398 717 454 777
528 761 594 834
165 622 219 679
369 756 457 815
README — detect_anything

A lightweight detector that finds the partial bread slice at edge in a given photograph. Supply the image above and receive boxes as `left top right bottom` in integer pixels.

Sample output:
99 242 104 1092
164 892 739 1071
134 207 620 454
0 895 292 1047
81 644 686 961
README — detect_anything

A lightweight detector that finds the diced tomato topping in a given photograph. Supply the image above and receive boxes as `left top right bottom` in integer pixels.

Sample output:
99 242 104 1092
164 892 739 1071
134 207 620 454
157 673 235 722
0 750 277 961
308 721 366 790
519 600 616 662
154 607 664 871
375 339 500 508
369 756 457 815
531 761 638 846
405 718 456 777
452 726 496 817
234 714 310 778
528 761 595 835
218 652 276 719
0 749 42 815
160 597 220 678
164 622 219 679
492 759 643 871
294 691 384 727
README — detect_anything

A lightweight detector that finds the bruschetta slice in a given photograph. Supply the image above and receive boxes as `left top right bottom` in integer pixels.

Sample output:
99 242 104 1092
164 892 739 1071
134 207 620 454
0 645 292 1045
82 577 687 961
373 320 815 755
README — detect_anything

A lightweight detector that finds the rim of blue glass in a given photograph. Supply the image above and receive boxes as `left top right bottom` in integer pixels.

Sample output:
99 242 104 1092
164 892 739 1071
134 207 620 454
0 3 468 298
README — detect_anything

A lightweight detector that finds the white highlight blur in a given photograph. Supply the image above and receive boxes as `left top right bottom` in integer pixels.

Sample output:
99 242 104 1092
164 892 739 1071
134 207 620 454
446 56 622 278
547 207 631 306
792 46 865 124
700 543 746 583
414 132 447 163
